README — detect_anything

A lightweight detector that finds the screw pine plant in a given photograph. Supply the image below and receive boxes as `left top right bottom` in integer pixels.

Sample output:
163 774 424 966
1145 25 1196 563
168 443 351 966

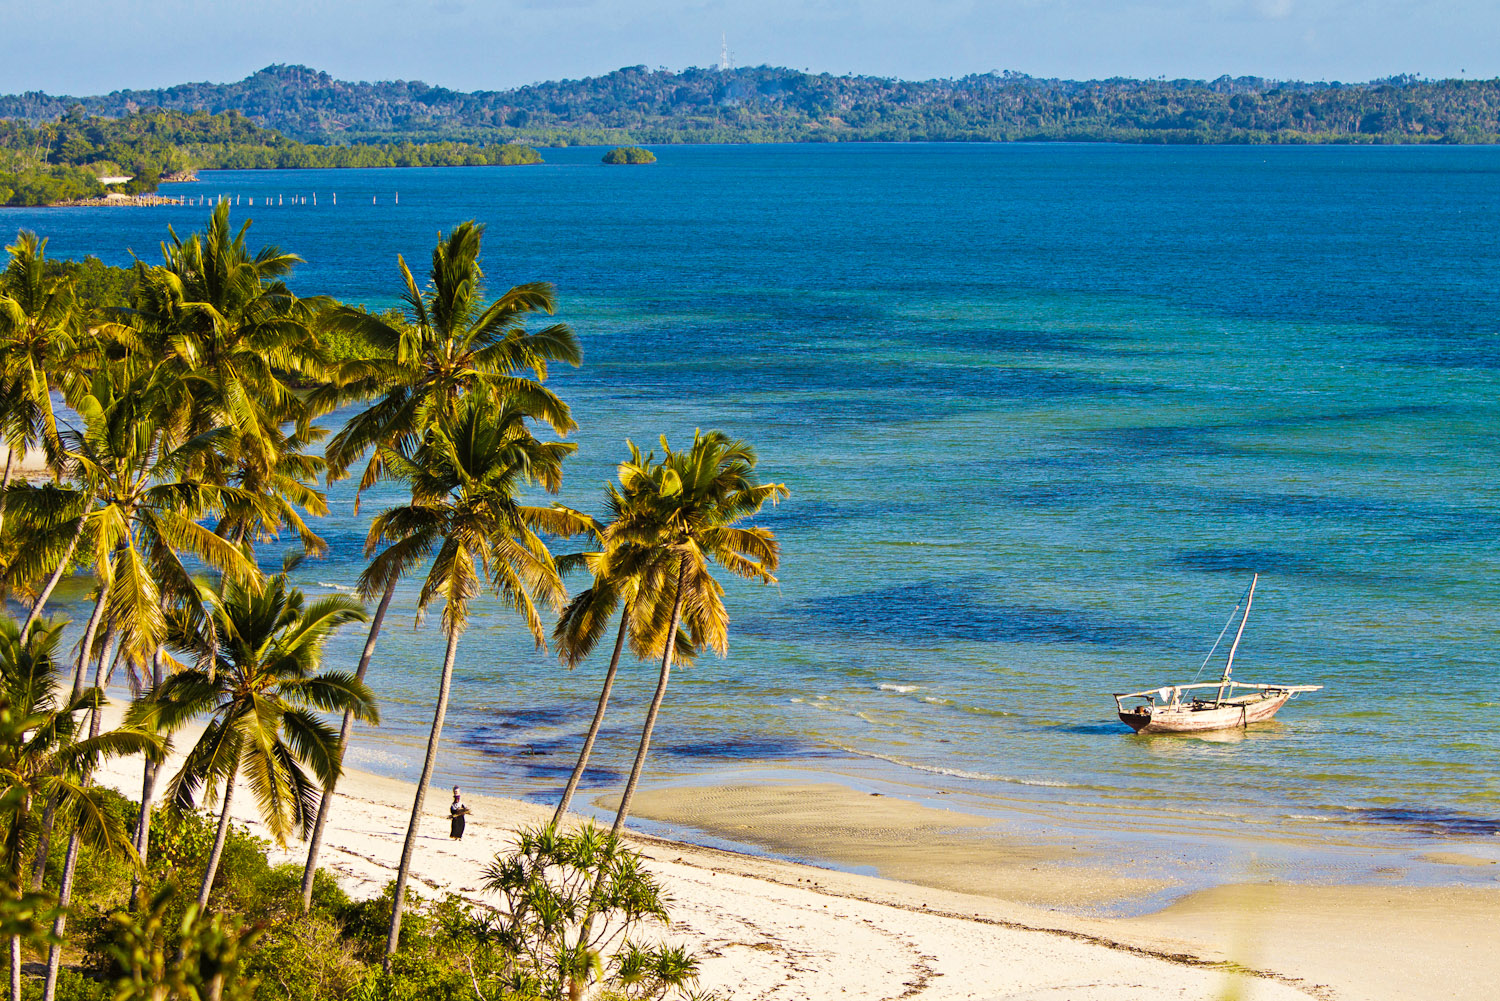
479 824 713 1001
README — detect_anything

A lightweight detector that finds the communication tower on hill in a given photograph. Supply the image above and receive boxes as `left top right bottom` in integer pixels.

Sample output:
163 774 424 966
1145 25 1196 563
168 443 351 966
720 33 732 72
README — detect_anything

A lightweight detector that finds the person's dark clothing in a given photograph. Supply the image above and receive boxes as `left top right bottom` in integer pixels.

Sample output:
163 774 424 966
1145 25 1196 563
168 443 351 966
449 803 469 839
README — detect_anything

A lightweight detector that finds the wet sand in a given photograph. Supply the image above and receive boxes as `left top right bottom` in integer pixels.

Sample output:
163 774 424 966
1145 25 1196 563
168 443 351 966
613 781 1169 911
621 780 1500 1001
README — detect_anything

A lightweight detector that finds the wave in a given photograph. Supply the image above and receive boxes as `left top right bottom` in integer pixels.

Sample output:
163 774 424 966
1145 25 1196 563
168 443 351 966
317 581 353 591
830 742 1079 789
918 695 1014 718
878 683 920 693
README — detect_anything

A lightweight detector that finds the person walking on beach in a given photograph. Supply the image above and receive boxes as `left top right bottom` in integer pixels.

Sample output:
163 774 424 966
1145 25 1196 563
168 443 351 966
449 786 471 840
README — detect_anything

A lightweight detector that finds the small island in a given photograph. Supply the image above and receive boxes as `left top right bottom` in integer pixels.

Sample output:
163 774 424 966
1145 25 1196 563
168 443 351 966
602 145 656 165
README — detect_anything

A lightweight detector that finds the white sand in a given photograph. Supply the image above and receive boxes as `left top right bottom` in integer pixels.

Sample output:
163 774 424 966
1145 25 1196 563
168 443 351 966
92 739 1318 1001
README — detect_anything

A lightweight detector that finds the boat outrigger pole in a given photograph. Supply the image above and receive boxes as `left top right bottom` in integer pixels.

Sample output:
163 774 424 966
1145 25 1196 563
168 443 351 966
1217 572 1257 704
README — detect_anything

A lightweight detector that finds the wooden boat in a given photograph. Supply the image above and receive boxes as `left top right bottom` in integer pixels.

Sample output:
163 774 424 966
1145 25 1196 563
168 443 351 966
1112 574 1322 734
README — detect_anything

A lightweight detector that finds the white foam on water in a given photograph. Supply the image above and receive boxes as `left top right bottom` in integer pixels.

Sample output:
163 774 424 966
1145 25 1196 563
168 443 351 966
831 742 1078 789
878 683 920 693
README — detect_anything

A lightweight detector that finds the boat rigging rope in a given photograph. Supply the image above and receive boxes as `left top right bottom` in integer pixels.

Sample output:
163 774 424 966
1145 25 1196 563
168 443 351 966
1190 582 1253 683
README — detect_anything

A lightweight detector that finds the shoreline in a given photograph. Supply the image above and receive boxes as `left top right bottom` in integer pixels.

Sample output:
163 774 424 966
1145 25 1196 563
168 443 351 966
0 445 52 479
89 711 1499 1000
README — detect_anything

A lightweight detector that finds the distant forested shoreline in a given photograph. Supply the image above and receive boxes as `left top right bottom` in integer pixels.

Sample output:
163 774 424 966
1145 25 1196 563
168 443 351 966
5 64 1500 146
0 108 541 205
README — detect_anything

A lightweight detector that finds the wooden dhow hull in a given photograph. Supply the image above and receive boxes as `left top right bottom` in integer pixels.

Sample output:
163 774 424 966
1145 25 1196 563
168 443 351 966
1119 691 1291 734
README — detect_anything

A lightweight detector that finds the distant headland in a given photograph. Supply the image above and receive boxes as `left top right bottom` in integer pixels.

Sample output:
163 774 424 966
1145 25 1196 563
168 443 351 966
4 64 1499 146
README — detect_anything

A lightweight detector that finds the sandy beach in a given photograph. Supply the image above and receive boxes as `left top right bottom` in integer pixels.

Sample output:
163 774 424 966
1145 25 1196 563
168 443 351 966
89 722 1499 1001
0 445 51 480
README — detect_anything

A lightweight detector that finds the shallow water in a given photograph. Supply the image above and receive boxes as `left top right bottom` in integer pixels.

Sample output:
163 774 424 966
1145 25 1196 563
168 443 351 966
7 143 1499 878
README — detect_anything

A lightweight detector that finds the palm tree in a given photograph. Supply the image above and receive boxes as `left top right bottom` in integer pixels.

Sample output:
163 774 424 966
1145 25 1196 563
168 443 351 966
9 365 257 683
134 566 376 908
7 364 256 949
367 396 588 967
125 203 333 482
0 232 83 514
549 466 704 827
315 220 579 500
0 615 157 1001
298 221 580 909
607 432 787 834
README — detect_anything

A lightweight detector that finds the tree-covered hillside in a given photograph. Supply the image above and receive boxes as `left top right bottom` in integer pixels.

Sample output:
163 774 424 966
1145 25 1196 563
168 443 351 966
0 107 541 204
4 64 1500 144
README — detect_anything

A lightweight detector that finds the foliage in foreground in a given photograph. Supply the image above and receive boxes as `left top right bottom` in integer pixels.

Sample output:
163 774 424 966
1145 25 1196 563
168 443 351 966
5 784 711 1001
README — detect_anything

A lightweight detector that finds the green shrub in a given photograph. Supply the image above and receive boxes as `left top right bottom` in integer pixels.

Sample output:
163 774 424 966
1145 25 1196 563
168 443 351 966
17 795 711 1001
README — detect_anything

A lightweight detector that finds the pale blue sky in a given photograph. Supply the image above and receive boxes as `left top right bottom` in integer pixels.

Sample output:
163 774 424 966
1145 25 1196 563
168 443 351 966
1 0 1494 94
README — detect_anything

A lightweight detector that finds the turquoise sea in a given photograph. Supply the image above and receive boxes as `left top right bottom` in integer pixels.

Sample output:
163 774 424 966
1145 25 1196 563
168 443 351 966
7 144 1499 895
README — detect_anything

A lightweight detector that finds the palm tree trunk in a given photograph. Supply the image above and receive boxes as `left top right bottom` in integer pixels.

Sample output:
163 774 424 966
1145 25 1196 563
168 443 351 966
612 562 687 835
42 629 117 1001
196 757 242 909
0 446 15 537
8 933 19 1001
552 611 630 827
299 579 396 912
18 483 98 646
129 648 165 912
28 583 111 893
383 623 462 970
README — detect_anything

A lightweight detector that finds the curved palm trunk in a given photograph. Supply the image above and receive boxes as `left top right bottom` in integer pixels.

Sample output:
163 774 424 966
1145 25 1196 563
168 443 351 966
28 582 111 893
612 562 687 835
42 631 118 1001
383 623 462 969
299 580 396 911
0 447 14 536
19 483 98 646
552 611 630 827
129 647 166 912
196 757 242 909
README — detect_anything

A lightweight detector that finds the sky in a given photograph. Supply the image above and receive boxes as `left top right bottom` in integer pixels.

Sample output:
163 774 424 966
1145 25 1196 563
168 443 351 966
1 0 1496 95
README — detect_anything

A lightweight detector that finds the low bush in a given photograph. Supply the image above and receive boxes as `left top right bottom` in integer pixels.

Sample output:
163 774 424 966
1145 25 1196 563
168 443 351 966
13 790 713 1001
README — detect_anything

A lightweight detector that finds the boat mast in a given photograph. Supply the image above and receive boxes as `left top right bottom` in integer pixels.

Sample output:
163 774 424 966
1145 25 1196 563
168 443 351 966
1217 573 1258 703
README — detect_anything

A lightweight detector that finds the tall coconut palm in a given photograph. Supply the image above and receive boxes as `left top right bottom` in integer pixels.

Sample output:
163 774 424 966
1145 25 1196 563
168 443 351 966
607 432 787 834
9 364 255 945
125 203 333 476
0 615 157 1001
368 396 588 967
12 365 257 680
299 221 580 909
549 472 704 827
133 566 376 909
315 220 579 502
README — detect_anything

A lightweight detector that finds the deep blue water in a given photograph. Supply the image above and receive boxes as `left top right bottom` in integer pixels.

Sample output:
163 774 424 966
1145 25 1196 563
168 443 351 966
7 144 1500 880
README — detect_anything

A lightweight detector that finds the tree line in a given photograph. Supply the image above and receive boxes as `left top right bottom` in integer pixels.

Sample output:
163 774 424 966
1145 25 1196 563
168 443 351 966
0 109 542 206
0 208 784 999
6 63 1500 145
